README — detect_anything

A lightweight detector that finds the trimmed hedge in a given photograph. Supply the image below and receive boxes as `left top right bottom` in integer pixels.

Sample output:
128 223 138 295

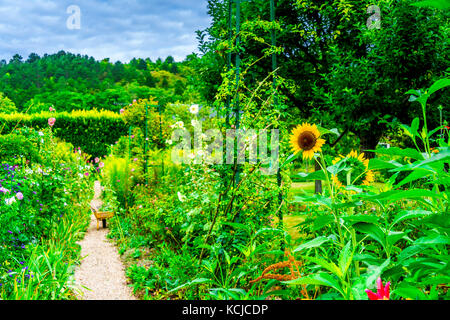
0 110 127 158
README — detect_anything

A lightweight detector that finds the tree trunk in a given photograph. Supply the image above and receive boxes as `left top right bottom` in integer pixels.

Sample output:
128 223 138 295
360 131 382 159
315 161 322 194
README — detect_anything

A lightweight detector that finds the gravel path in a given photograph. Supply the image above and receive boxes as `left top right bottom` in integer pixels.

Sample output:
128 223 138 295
74 181 136 300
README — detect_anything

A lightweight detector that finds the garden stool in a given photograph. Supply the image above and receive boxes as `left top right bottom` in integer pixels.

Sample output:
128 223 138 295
90 206 114 230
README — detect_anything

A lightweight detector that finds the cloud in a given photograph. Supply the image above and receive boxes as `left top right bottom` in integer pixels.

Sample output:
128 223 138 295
0 0 211 63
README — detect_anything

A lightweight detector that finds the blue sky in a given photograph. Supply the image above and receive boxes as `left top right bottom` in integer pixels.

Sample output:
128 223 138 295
0 0 211 63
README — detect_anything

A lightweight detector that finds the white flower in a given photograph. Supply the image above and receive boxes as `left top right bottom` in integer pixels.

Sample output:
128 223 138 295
177 192 187 202
166 139 173 145
191 119 200 127
40 139 44 144
5 197 16 206
175 121 184 129
197 150 205 157
0 187 10 194
189 104 199 115
38 131 44 136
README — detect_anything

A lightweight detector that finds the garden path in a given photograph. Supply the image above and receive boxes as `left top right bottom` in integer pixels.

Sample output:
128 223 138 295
73 181 136 300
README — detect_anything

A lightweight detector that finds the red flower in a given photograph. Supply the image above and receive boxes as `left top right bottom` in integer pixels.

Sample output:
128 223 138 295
48 118 56 127
365 277 390 300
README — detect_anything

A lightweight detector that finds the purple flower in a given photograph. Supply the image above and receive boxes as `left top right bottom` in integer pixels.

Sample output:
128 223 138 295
16 192 24 200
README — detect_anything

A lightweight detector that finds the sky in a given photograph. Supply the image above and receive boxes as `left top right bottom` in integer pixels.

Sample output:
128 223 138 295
0 0 211 63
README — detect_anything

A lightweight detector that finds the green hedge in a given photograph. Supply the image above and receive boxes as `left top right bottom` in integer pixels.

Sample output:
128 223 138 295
0 110 127 158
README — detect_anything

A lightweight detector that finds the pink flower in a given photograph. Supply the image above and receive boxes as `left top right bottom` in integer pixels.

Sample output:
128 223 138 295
366 277 390 300
94 157 100 164
16 192 24 201
133 158 138 162
99 162 104 168
120 108 125 114
84 172 89 177
49 106 55 112
48 118 56 127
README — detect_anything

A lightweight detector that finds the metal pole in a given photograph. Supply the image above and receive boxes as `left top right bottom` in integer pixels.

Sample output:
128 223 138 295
270 0 284 242
145 103 149 185
128 126 132 159
234 0 241 187
226 0 232 128
158 104 164 177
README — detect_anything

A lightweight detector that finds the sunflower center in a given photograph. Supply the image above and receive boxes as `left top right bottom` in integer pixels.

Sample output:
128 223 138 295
297 131 317 151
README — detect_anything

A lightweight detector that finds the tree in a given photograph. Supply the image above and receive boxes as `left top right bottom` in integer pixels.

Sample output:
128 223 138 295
197 0 449 155
174 79 186 96
0 92 17 113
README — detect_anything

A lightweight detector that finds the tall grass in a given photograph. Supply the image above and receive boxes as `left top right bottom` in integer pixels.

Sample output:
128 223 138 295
0 204 90 300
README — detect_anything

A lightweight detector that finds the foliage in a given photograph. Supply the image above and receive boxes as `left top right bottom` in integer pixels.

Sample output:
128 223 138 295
0 134 40 164
0 126 92 299
0 52 197 112
0 110 127 158
0 92 17 114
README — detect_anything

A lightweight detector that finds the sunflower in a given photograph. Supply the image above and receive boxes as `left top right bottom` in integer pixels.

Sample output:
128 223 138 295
332 150 374 189
290 123 326 160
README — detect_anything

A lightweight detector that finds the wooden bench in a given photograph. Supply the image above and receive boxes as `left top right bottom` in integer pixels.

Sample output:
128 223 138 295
90 206 114 230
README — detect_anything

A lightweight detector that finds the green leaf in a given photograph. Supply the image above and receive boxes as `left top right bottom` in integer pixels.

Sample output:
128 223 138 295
397 245 425 262
293 236 330 253
338 241 353 276
301 255 343 278
355 189 444 202
394 285 426 300
352 222 386 248
392 209 433 226
297 170 326 181
410 0 450 10
427 78 450 95
410 118 420 137
222 222 251 234
342 215 379 226
368 158 401 170
394 168 433 189
372 147 424 160
386 230 408 247
312 215 335 231
317 126 340 136
280 152 300 168
168 278 213 293
414 234 450 246
284 273 344 296
365 258 391 288
253 227 285 239
409 148 450 169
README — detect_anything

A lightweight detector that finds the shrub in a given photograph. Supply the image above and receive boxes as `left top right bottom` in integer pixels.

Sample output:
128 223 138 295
0 110 128 158
0 134 40 164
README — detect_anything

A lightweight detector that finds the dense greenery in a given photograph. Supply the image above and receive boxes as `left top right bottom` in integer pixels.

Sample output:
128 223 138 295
1 0 449 302
0 127 92 299
0 110 127 158
0 51 199 113
195 0 449 152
